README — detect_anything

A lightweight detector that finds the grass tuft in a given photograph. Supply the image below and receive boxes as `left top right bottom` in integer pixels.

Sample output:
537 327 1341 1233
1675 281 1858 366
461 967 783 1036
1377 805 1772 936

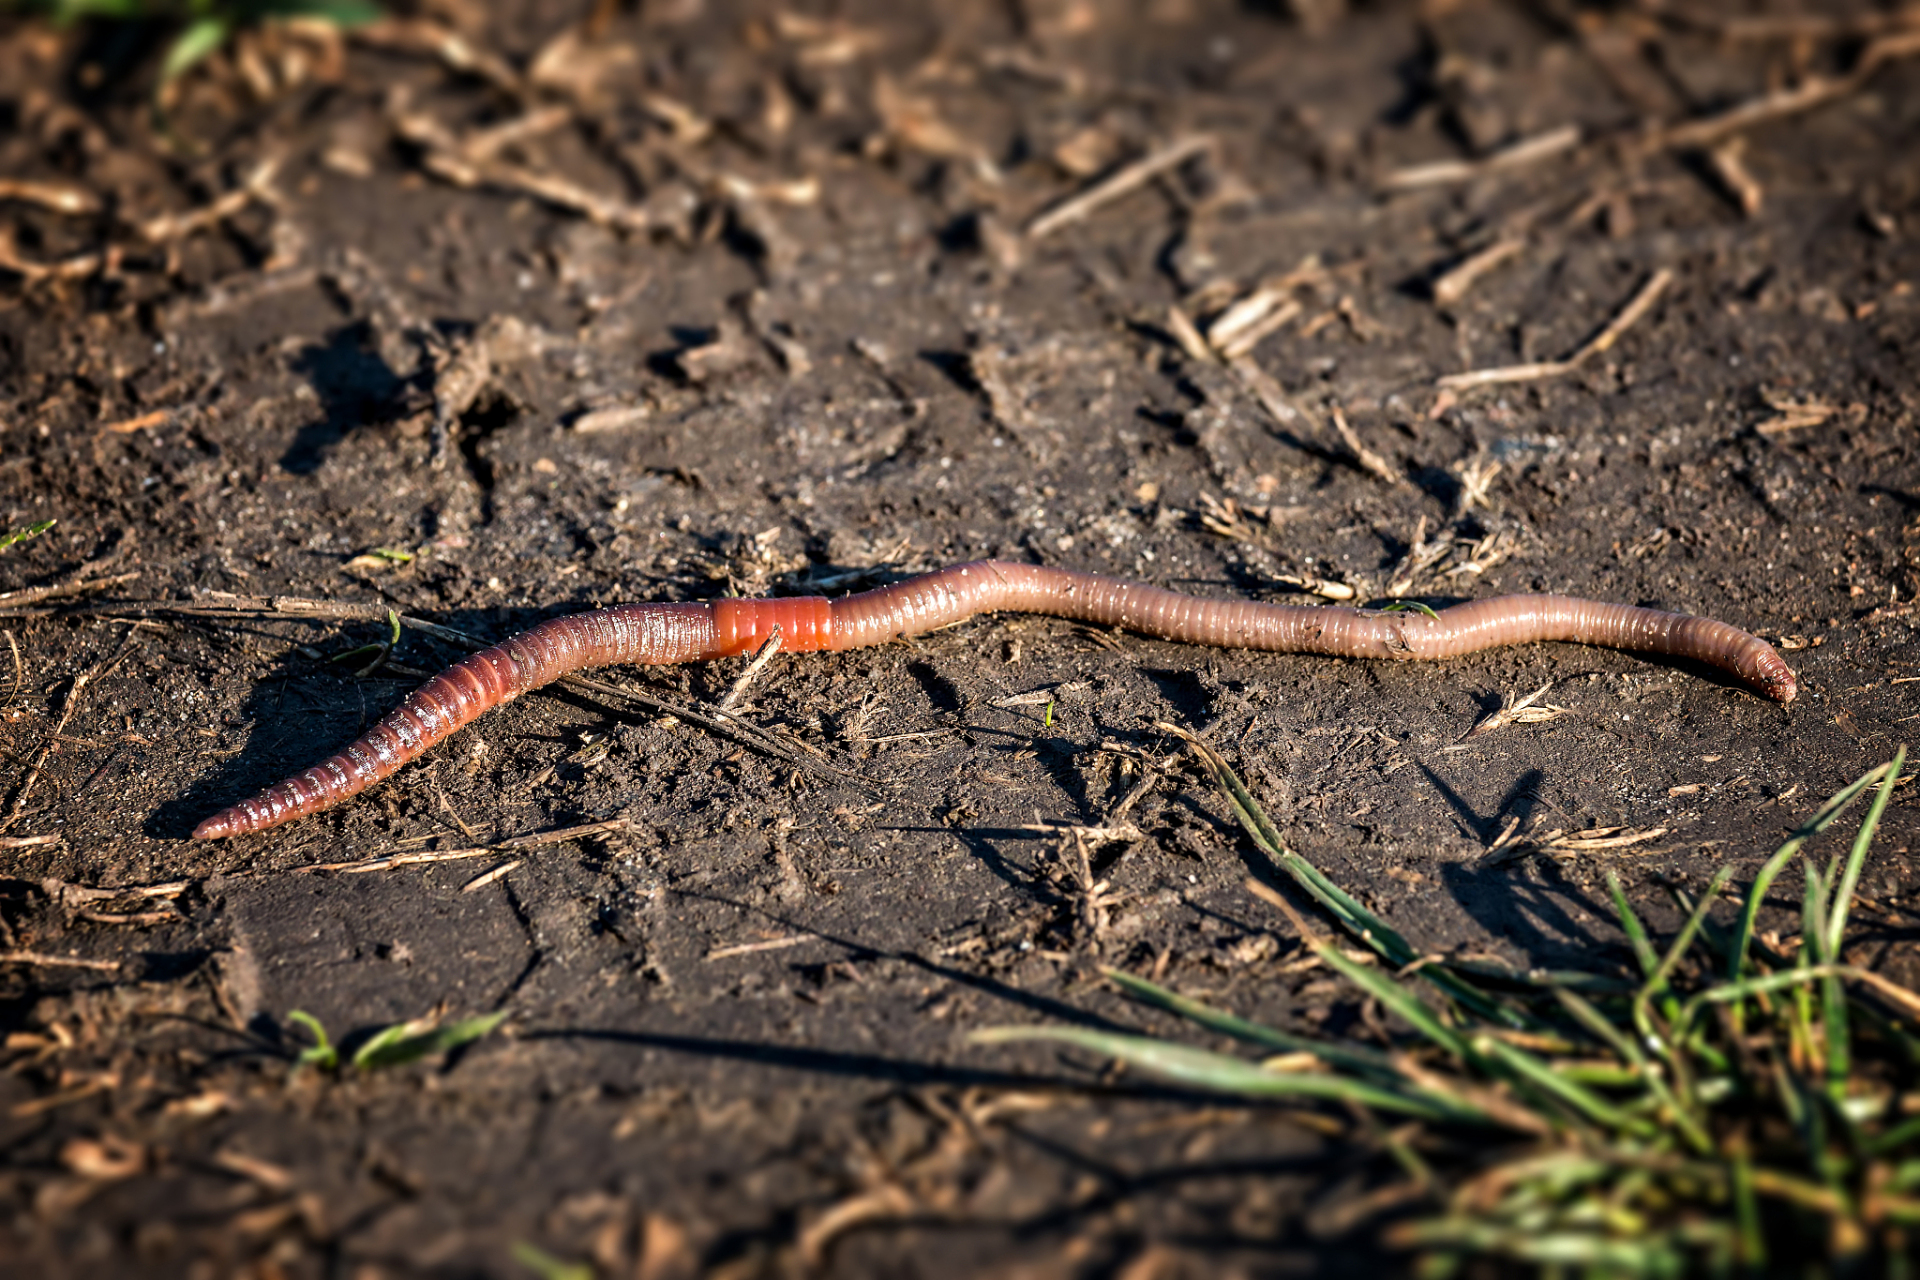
973 738 1917 1275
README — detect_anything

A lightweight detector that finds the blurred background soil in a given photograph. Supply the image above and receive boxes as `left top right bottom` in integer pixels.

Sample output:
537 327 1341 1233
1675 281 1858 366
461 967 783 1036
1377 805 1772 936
0 0 1917 1274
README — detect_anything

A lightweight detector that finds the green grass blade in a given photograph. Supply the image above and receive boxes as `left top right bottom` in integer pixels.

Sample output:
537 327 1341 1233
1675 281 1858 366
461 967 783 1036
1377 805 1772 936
1827 746 1905 956
1606 872 1659 980
511 1242 594 1280
286 1009 338 1071
1103 969 1398 1078
1728 760 1895 981
255 0 386 24
1317 944 1471 1060
969 1026 1486 1123
1867 1116 1920 1157
352 1011 508 1070
160 15 231 85
1172 727 1522 1027
1643 866 1735 1000
1469 1035 1654 1138
1730 1148 1766 1269
1554 989 1713 1154
0 519 55 554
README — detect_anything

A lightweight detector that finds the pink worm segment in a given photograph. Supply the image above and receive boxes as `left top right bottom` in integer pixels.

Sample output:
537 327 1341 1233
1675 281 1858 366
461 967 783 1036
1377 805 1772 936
191 561 1796 839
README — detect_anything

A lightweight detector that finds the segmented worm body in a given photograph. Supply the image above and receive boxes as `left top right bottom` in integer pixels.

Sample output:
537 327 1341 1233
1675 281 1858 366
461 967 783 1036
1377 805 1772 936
191 561 1795 839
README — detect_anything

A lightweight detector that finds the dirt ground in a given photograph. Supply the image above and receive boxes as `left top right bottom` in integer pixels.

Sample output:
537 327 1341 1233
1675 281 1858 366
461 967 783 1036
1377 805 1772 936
1 0 1917 1275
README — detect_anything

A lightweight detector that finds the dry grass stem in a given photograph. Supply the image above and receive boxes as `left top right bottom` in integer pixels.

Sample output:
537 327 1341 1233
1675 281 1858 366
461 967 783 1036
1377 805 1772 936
1432 237 1526 307
1025 134 1214 240
1273 573 1356 601
1442 681 1571 750
0 570 141 612
2 628 138 829
1542 826 1668 851
1227 353 1306 427
0 179 101 215
1452 455 1503 517
706 934 814 961
1215 299 1302 360
1386 516 1447 597
1704 139 1764 216
0 951 120 971
1330 406 1403 487
1757 396 1840 435
391 106 652 234
137 157 283 244
1163 304 1215 363
718 625 784 713
2 629 19 708
1381 124 1582 191
461 861 522 893
1018 822 1143 845
796 1184 918 1268
1650 32 1920 152
1437 268 1672 391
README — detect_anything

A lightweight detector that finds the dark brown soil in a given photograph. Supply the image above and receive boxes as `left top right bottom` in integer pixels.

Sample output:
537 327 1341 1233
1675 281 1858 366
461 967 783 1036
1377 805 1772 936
2 1 1917 1275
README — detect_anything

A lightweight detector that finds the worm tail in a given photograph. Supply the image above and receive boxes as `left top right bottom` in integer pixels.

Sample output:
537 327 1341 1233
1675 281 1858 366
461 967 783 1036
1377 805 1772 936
191 604 717 840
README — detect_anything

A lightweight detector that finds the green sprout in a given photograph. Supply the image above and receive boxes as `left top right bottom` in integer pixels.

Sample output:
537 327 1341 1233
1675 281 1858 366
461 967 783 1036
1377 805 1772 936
327 608 402 677
0 520 56 554
974 734 1917 1276
1380 600 1442 619
13 0 384 89
287 1008 507 1074
511 1243 595 1280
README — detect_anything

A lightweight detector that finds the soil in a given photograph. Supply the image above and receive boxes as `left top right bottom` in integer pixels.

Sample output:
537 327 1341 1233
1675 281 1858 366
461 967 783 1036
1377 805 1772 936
1 0 1917 1276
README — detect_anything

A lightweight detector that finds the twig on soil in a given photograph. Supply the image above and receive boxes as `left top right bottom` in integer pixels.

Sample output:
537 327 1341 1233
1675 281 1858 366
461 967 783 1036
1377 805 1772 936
1437 268 1672 391
796 1184 918 1267
1164 305 1215 364
461 860 521 893
1432 237 1526 308
0 951 120 971
1329 407 1403 488
0 834 60 848
0 178 101 216
1756 396 1839 435
389 103 651 233
136 157 284 245
718 625 784 713
2 630 20 708
0 570 141 612
1025 135 1214 240
1703 139 1764 217
1206 285 1304 361
2 628 139 830
1274 573 1357 601
706 934 815 961
1646 32 1920 152
1227 353 1306 428
1380 124 1582 191
352 17 523 95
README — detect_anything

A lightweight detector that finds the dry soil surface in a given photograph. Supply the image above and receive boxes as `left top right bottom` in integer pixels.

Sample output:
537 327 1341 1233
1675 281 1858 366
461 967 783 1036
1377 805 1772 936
1 1 1918 1276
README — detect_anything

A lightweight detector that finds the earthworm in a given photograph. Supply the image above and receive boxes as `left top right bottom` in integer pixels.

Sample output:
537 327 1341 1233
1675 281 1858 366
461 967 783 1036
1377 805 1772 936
190 561 1795 839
